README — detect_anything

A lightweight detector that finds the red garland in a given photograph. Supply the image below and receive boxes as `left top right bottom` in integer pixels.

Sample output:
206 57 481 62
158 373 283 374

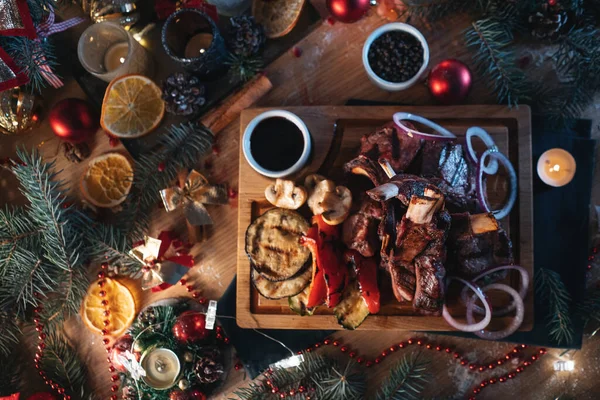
0 0 37 39
154 0 219 22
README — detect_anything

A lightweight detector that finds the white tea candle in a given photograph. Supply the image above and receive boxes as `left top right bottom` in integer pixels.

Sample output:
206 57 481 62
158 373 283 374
141 348 181 390
537 148 576 187
103 42 129 72
184 33 213 58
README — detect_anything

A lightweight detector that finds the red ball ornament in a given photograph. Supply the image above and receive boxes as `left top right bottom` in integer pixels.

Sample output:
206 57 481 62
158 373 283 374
169 389 189 400
428 59 472 104
188 389 207 400
327 0 372 23
172 311 210 344
27 393 57 400
49 98 98 143
109 334 136 372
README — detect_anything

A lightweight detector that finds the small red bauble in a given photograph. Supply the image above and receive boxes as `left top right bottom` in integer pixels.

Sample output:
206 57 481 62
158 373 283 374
172 311 210 343
169 389 189 400
27 393 57 400
109 335 135 372
49 98 98 143
188 389 207 400
428 59 472 105
326 0 371 23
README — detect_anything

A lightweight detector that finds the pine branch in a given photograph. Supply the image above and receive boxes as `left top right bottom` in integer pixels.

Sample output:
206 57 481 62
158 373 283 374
535 268 574 345
314 360 365 400
117 122 213 240
83 222 141 275
577 287 600 326
376 352 430 400
0 347 22 396
226 53 264 82
42 331 96 399
0 312 21 358
465 18 531 107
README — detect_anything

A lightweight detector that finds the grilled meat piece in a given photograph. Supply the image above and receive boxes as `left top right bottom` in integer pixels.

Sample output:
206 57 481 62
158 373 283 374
367 173 442 205
343 198 383 257
344 155 388 187
360 122 423 172
446 212 513 279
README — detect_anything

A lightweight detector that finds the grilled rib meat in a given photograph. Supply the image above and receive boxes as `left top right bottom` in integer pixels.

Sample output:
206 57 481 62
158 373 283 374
342 198 383 257
360 122 423 172
344 155 388 187
367 173 442 205
446 212 513 279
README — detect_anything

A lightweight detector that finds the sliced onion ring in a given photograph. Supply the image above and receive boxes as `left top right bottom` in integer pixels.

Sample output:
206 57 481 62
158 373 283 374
466 127 499 174
443 277 491 332
476 149 517 220
461 265 529 317
393 112 457 141
466 283 524 340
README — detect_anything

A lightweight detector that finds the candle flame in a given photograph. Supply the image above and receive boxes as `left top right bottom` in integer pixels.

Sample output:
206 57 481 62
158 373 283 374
552 164 560 172
119 57 125 64
200 49 205 54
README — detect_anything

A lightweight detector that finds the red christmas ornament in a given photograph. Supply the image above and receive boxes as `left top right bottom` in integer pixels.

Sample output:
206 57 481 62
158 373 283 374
428 59 472 104
169 389 189 400
26 394 56 400
172 311 210 343
49 98 98 143
326 0 371 23
109 334 136 372
188 389 207 400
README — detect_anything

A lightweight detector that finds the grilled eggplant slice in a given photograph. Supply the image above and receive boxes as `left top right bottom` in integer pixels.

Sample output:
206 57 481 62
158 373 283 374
333 280 370 330
289 285 316 316
246 208 311 281
252 267 311 299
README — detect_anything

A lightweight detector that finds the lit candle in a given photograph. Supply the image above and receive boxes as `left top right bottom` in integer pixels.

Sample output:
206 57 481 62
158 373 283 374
103 42 129 72
141 348 181 390
184 33 214 59
537 148 576 187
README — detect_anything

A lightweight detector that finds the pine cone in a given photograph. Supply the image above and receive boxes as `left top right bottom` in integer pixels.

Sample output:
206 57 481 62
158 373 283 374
228 16 266 58
61 142 90 163
162 72 206 116
194 348 224 384
121 383 138 400
137 307 157 328
528 4 570 40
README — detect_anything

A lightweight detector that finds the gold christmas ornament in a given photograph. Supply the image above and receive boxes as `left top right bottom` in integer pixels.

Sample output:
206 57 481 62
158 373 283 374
184 352 194 363
0 87 42 135
178 378 190 390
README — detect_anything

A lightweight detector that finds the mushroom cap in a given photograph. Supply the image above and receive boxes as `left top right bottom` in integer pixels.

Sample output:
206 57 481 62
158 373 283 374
307 178 336 215
265 179 307 210
322 186 352 225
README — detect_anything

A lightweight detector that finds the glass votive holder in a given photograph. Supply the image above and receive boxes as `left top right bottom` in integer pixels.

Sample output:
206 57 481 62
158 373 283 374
161 9 227 77
77 22 154 83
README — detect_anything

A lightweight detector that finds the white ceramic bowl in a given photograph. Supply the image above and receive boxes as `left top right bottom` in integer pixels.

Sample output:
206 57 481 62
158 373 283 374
362 22 430 91
242 110 312 179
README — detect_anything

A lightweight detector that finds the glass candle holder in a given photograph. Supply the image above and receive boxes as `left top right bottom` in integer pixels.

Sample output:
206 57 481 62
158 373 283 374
161 9 227 77
77 22 154 83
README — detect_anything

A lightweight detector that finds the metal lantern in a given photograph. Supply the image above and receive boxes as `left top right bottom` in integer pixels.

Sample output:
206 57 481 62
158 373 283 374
0 87 42 135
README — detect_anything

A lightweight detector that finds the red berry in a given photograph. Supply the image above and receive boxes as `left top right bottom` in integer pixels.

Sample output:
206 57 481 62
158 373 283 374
323 339 331 345
158 162 165 172
180 279 187 285
349 352 356 358
326 16 336 25
292 46 302 57
365 361 373 367
228 187 238 199
356 357 364 364
374 357 382 364
398 342 405 348
333 341 340 347
212 144 220 156
340 346 348 352
109 136 119 147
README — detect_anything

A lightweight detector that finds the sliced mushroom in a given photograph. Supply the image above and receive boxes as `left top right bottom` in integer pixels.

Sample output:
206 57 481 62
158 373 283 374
306 175 353 225
265 179 307 210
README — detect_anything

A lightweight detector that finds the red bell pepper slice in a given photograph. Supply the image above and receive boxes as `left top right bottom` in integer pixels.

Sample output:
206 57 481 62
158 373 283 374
311 216 347 307
344 250 380 314
300 226 326 308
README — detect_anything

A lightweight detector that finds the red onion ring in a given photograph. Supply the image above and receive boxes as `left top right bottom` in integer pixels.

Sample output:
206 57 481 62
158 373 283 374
393 112 457 141
476 149 517 220
461 265 529 317
466 283 524 340
466 127 499 174
442 277 491 332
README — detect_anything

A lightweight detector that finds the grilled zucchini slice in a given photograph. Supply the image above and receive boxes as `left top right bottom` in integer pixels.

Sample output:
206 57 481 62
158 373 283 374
252 267 311 299
289 285 316 316
333 280 370 330
246 208 311 281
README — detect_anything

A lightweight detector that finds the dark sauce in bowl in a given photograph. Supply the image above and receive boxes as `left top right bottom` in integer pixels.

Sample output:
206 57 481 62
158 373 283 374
250 117 304 172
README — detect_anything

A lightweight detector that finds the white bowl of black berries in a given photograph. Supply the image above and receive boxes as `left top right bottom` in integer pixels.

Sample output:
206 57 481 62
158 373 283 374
363 23 429 91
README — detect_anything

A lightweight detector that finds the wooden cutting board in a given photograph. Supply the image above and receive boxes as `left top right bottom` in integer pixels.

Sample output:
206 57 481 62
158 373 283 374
236 105 533 331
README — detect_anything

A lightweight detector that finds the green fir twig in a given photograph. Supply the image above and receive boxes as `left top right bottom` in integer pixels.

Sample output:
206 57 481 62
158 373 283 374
376 352 430 400
535 268 574 345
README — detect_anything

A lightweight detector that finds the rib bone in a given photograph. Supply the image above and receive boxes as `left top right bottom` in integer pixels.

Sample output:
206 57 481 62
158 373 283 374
405 195 444 225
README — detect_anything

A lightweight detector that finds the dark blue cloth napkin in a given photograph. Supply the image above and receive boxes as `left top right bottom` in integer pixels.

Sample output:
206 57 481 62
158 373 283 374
218 103 596 377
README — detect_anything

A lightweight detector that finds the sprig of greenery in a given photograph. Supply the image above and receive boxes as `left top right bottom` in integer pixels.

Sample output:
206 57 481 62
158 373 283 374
535 268 574 345
226 53 264 83
0 312 20 358
376 352 430 400
315 359 365 400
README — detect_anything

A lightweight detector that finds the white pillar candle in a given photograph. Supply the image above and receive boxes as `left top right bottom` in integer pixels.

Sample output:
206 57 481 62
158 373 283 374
184 33 214 59
537 148 576 187
103 42 129 72
141 348 181 390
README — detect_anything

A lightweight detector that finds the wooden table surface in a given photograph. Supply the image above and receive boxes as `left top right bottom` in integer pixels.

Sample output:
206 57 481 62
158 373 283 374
1 5 600 400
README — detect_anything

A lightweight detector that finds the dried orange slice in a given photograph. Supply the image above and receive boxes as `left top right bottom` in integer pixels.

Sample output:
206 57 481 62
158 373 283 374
253 0 305 38
101 74 164 138
81 278 136 337
81 152 133 208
